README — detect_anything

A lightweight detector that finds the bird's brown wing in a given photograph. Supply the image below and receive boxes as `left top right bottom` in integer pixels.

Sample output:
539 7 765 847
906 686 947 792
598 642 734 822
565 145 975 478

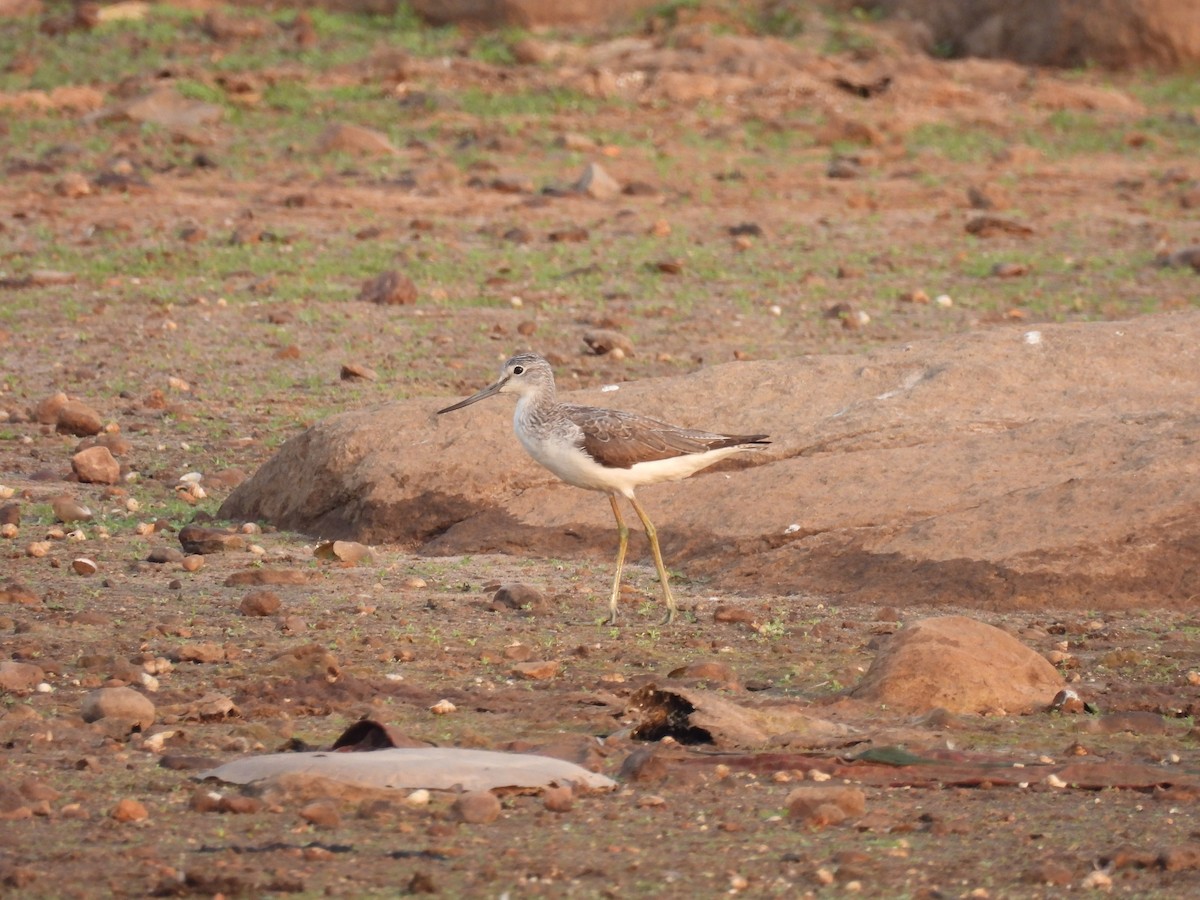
562 404 768 470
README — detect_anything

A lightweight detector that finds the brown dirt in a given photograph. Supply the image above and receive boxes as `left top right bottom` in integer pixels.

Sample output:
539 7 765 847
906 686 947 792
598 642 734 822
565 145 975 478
2 6 1200 898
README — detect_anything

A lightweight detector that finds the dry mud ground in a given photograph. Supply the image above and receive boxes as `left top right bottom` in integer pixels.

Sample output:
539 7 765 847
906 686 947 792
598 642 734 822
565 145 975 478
2 4 1200 897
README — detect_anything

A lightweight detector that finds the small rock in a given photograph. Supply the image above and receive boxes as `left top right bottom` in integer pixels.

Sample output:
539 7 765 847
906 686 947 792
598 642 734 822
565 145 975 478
26 541 51 558
451 790 501 824
147 547 185 564
71 557 98 576
0 523 17 539
179 524 244 554
786 785 866 826
181 554 205 572
72 445 120 484
299 799 342 828
713 605 757 625
966 215 1034 238
543 785 573 813
991 261 1029 278
56 172 93 198
175 642 226 664
490 583 546 614
358 270 417 305
574 162 621 200
429 699 456 715
314 540 374 565
223 568 308 586
110 798 149 823
51 495 93 523
81 686 156 729
0 661 45 693
32 392 69 424
510 660 560 681
340 363 378 381
667 660 739 688
0 581 39 605
548 225 589 243
239 590 281 617
827 155 863 179
316 122 399 157
56 400 104 437
967 183 1009 210
582 329 634 357
0 502 19 526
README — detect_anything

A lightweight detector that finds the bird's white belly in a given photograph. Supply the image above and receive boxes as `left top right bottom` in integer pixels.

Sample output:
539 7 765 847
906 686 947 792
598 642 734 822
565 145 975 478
516 426 750 497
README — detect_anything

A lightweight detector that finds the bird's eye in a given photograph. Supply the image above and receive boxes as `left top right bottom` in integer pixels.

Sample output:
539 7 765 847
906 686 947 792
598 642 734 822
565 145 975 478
512 365 524 375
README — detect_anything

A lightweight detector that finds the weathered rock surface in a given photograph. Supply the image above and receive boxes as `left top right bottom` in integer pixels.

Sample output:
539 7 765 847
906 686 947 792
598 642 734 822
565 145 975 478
874 0 1200 70
221 312 1200 611
80 686 156 729
850 616 1065 714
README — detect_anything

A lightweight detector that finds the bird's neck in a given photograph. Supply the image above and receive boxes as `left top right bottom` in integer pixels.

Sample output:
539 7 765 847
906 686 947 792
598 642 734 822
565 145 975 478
514 387 558 430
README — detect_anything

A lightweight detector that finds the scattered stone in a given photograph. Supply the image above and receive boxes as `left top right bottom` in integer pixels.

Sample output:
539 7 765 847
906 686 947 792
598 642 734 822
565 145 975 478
713 605 757 625
179 524 245 554
110 798 149 823
510 660 560 681
451 790 501 824
966 215 1034 238
32 392 69 425
72 445 120 484
850 616 1065 714
430 699 456 715
667 660 739 688
574 162 621 199
223 568 309 586
316 122 399 157
358 270 418 305
827 155 863 179
543 785 573 812
175 642 226 664
991 261 1029 277
81 686 156 729
490 583 546 614
340 363 378 381
786 785 866 826
147 547 185 564
0 523 17 539
25 541 51 558
50 495 92 523
548 226 589 243
582 329 634 357
314 540 374 565
71 557 98 576
266 644 339 680
239 590 281 617
0 582 39 605
56 171 92 198
77 432 132 456
0 503 19 526
299 800 341 828
56 399 105 436
0 661 44 693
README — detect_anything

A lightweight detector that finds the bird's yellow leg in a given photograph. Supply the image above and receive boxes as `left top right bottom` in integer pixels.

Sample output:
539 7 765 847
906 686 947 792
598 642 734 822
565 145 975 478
628 495 677 625
606 494 629 626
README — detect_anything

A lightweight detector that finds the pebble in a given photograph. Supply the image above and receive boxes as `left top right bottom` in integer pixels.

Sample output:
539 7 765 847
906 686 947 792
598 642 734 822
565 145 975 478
147 547 185 564
358 270 417 305
451 791 501 824
0 661 45 693
56 400 105 437
405 789 431 807
179 524 245 554
340 362 378 381
71 557 98 576
239 590 281 616
110 798 149 823
430 699 456 715
490 583 546 615
299 800 341 828
667 660 739 688
51 495 93 523
0 502 19 526
0 523 17 539
786 785 866 825
582 329 635 357
81 686 156 729
543 785 573 813
574 161 621 200
26 541 51 558
510 660 560 680
224 568 308 586
400 575 427 589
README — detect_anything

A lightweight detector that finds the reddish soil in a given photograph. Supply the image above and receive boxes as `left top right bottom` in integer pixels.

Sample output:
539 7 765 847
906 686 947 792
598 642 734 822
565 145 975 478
2 5 1199 897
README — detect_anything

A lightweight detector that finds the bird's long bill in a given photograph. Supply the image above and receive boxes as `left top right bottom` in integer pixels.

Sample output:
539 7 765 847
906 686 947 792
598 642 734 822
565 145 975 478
437 377 506 415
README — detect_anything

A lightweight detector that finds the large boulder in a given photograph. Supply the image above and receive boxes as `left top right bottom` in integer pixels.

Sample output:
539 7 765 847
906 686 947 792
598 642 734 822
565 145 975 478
850 616 1065 714
872 0 1200 69
220 311 1200 610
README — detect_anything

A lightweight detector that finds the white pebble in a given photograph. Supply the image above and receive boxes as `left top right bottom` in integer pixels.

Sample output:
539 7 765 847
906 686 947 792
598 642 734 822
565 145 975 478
509 295 523 308
429 699 456 715
36 682 54 693
1023 330 1042 345
809 769 831 781
140 673 160 692
178 472 204 484
784 523 801 535
249 544 266 555
0 485 14 499
1044 773 1067 788
769 304 782 316
934 294 953 307
405 789 431 807
67 529 86 541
